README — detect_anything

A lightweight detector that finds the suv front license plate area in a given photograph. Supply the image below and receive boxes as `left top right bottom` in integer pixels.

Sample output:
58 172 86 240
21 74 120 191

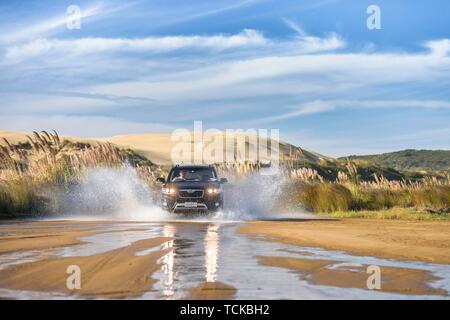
183 202 198 208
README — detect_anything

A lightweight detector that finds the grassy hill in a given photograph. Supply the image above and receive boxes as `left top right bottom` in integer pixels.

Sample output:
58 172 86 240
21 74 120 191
342 150 450 174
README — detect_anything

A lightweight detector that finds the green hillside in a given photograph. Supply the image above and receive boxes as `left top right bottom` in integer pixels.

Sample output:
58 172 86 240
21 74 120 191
341 149 450 173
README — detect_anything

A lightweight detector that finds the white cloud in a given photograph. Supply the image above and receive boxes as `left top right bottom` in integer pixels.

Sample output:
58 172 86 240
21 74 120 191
4 29 268 62
1 2 449 155
0 4 104 44
283 18 345 53
295 32 344 53
283 18 307 36
425 39 450 57
0 93 122 113
254 100 336 123
166 0 263 26
3 25 346 63
83 44 450 102
253 99 450 123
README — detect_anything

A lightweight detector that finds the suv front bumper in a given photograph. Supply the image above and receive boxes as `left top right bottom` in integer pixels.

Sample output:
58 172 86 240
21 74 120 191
162 194 222 213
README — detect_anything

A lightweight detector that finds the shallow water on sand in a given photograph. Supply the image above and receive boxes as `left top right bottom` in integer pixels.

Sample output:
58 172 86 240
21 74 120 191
0 220 449 299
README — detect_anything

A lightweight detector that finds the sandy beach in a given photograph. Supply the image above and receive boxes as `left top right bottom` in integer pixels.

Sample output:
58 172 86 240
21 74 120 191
239 219 450 264
0 219 448 299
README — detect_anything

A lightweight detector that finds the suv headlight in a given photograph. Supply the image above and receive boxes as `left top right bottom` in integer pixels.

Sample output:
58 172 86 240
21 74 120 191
206 187 221 194
162 187 176 195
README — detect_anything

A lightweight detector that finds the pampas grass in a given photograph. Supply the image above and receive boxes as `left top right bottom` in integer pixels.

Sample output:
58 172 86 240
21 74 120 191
0 131 163 216
212 153 449 216
280 158 450 215
1 132 449 219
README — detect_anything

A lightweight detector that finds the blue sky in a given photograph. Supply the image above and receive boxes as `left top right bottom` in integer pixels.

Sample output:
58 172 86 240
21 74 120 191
1 0 449 156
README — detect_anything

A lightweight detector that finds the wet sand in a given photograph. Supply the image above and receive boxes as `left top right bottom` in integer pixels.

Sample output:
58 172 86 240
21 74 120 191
185 282 237 300
258 256 446 296
0 229 94 254
0 221 240 299
0 219 449 299
0 220 150 254
0 236 172 298
239 219 450 264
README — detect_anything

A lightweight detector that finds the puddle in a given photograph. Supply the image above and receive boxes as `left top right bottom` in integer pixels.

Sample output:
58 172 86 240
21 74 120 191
141 223 450 300
0 221 449 300
0 223 164 270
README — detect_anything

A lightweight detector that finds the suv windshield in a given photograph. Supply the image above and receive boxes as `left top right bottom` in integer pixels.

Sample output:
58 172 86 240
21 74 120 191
169 168 217 182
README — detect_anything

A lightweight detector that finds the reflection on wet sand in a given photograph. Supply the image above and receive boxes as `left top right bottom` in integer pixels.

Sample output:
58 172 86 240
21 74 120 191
205 225 219 283
158 224 176 297
156 223 223 298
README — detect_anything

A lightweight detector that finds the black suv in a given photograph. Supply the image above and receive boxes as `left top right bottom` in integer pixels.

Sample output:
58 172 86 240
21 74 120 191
156 165 227 213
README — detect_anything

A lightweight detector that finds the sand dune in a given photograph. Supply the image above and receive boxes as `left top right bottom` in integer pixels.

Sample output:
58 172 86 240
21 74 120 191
0 130 96 146
1 129 328 165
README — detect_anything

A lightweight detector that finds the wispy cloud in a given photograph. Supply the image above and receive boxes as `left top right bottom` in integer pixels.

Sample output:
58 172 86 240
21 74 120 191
283 18 307 36
0 1 140 45
2 25 347 64
40 91 156 103
82 40 450 103
4 29 268 62
149 0 265 28
0 4 104 44
254 99 450 124
0 115 174 137
282 18 345 52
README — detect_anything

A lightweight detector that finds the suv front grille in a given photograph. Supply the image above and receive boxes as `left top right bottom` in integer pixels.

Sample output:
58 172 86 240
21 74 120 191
179 189 204 198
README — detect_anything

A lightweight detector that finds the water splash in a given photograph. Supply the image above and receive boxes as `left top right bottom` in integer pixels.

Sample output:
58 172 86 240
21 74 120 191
215 172 285 220
59 165 168 221
57 165 314 222
210 167 317 221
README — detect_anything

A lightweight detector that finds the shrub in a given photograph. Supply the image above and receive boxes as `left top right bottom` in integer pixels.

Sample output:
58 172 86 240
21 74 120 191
283 180 450 215
0 178 39 216
297 182 353 213
411 186 450 213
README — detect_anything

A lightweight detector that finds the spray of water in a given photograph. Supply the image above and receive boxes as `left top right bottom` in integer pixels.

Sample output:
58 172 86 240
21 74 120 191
57 165 314 222
59 166 168 221
215 173 284 220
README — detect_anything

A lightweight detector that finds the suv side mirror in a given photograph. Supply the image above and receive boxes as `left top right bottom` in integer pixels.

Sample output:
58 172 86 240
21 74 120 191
156 177 166 184
220 178 228 184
